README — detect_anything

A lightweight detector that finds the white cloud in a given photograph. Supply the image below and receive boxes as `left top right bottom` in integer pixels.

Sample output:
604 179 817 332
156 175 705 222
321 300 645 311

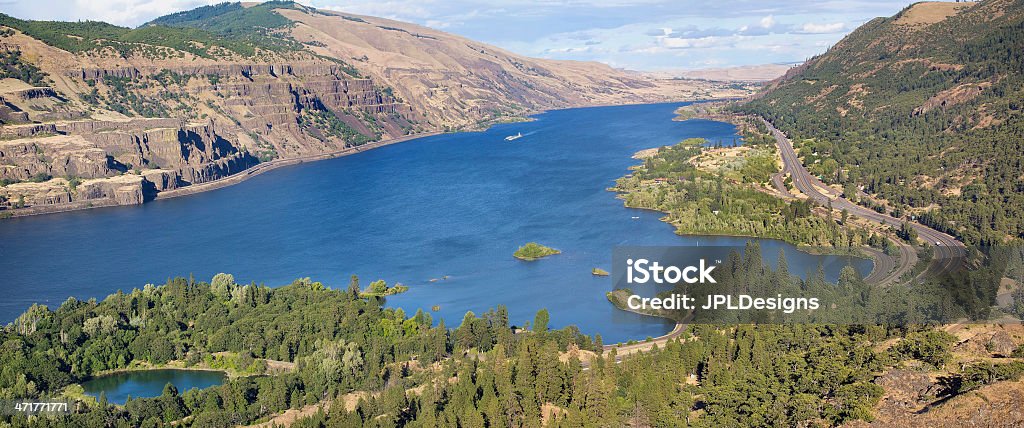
70 0 216 26
628 46 669 54
796 22 847 34
544 46 594 54
0 0 914 70
317 1 435 21
660 35 742 49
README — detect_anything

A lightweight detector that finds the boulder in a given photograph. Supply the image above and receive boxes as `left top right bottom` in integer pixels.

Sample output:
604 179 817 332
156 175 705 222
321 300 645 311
987 331 1017 357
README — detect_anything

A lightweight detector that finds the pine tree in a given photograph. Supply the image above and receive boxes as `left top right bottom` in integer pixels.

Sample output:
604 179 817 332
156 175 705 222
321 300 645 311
533 309 549 333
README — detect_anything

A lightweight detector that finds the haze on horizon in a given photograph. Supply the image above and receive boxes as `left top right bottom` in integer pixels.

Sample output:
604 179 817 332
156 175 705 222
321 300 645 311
0 0 916 70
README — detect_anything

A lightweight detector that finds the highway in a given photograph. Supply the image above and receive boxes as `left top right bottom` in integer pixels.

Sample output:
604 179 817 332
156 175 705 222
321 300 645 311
763 119 966 282
591 121 969 368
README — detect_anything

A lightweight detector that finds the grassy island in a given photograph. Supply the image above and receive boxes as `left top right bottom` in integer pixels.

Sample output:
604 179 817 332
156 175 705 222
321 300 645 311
592 268 609 276
513 242 561 260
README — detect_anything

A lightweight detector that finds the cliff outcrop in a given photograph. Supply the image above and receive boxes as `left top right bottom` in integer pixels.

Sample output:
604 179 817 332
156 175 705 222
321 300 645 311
0 2 751 216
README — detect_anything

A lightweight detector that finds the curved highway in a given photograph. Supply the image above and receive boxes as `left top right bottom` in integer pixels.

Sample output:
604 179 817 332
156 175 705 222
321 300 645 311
763 119 966 282
591 121 969 368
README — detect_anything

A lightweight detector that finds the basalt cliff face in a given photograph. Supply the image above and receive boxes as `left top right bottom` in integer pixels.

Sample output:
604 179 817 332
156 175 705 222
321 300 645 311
0 1 749 215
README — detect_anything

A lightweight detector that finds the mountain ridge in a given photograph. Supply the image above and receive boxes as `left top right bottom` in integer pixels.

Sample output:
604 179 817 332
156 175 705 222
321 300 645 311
0 2 749 216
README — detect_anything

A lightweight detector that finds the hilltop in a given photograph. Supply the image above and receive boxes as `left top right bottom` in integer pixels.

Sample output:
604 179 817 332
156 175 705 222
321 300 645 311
737 0 1024 245
0 1 746 216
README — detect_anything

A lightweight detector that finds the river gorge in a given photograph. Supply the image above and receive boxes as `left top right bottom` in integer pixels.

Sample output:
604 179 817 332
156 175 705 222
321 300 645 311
0 102 870 344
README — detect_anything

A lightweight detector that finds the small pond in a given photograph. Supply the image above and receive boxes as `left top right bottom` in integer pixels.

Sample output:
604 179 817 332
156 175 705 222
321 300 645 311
82 369 226 404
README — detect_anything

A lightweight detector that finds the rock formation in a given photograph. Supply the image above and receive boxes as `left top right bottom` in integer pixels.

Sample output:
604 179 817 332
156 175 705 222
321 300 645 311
0 2 751 216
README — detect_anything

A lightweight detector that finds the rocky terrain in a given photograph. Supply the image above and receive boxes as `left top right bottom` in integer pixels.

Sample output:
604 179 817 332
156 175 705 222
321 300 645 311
844 324 1024 427
0 2 751 216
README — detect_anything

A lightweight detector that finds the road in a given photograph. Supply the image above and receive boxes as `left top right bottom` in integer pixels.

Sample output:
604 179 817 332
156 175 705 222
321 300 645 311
861 246 902 284
763 119 966 281
603 322 686 355
577 322 686 370
769 172 794 198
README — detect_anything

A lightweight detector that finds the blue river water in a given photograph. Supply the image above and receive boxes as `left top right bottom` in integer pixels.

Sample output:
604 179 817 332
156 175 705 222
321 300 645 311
81 369 226 404
0 102 870 343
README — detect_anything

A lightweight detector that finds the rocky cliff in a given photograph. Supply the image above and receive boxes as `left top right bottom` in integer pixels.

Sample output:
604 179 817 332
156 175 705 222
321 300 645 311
0 1 750 216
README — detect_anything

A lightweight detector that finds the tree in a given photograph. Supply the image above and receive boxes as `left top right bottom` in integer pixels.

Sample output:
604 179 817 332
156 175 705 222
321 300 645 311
456 311 478 350
533 309 549 333
897 222 918 243
211 273 235 300
348 274 360 298
369 280 387 294
892 331 956 368
843 183 858 203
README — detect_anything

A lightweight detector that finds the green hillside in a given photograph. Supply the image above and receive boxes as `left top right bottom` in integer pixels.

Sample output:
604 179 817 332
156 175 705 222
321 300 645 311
146 1 294 30
0 15 254 58
736 0 1024 245
0 2 306 59
144 1 303 52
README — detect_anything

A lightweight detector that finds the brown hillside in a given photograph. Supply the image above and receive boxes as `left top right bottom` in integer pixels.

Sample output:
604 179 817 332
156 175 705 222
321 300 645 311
0 2 747 216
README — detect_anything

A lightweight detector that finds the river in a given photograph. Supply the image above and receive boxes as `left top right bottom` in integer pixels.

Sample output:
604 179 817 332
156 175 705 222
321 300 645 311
0 102 870 343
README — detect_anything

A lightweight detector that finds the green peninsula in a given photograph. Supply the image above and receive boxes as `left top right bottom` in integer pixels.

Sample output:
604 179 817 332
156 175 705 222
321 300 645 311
612 134 892 252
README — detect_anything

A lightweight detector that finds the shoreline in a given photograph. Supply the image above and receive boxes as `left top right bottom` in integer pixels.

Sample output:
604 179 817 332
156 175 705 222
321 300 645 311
618 191 891 285
2 99 722 220
623 201 874 259
620 111 903 285
0 99 727 221
614 158 880 268
602 291 690 354
153 131 443 203
88 365 229 379
2 131 442 220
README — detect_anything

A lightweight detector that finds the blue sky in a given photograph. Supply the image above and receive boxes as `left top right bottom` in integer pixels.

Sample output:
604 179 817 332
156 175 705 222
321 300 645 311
0 0 915 70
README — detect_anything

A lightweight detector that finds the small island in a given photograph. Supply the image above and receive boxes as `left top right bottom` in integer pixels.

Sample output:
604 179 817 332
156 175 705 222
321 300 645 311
513 242 561 261
592 268 610 276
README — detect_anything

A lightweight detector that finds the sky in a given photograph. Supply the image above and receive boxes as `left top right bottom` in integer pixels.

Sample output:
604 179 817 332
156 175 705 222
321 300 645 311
0 0 915 70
